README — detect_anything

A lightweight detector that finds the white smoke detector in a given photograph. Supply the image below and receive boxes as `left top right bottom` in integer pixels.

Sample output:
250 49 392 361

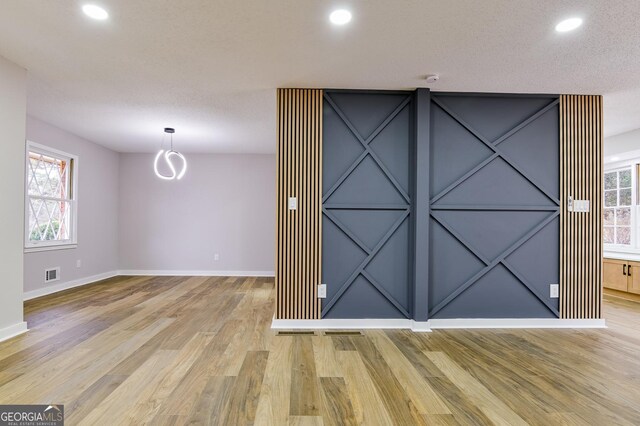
425 74 440 83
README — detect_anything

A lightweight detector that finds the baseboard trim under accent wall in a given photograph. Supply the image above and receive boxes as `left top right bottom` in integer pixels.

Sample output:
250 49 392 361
0 321 28 343
271 317 606 331
429 318 606 329
118 270 275 277
271 318 432 333
24 270 119 301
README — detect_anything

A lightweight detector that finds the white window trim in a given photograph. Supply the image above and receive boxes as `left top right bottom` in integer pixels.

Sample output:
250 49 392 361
24 141 79 253
604 158 638 254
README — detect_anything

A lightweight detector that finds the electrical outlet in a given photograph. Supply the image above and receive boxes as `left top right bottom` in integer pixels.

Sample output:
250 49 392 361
288 197 297 210
550 284 559 298
76 259 82 268
214 253 219 261
318 283 327 298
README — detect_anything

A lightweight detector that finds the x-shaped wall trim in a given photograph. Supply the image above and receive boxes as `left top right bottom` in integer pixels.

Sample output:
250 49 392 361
322 93 413 318
428 96 561 317
429 211 560 316
430 97 561 206
322 209 411 317
322 93 412 204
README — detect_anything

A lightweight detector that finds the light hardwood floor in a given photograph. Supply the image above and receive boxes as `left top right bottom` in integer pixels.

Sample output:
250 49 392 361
1 276 639 425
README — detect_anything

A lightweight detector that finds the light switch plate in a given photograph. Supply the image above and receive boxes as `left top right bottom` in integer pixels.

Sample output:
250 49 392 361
577 200 590 212
288 197 297 210
569 198 590 213
550 284 559 298
318 284 327 298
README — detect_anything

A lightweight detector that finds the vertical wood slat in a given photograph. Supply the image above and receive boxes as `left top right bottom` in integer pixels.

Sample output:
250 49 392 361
316 91 323 320
275 89 323 319
560 95 603 319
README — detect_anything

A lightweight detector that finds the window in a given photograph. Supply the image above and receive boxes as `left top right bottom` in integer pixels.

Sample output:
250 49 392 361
25 142 77 251
604 168 633 246
603 164 639 250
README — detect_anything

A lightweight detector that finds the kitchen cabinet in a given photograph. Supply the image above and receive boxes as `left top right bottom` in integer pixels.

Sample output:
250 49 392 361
604 258 640 296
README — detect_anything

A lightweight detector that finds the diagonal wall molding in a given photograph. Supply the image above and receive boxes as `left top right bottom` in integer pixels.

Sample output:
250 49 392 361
322 210 410 317
322 91 414 318
430 211 560 316
430 96 560 206
322 93 412 203
429 93 561 319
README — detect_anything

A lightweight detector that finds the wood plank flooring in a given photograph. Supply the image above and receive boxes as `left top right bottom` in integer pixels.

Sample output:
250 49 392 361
0 276 639 425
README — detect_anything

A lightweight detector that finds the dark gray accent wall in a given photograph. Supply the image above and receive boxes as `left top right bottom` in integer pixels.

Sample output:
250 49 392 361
322 91 414 319
321 89 560 320
428 93 560 319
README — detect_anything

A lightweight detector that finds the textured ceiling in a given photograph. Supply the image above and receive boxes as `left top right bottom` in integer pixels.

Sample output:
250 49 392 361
0 0 639 153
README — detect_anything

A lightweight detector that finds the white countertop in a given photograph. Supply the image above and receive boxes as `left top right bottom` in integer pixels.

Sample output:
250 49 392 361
604 251 640 262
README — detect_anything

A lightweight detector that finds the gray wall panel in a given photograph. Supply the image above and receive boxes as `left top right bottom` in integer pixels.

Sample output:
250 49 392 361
330 209 405 257
329 93 410 140
325 156 406 205
429 93 560 319
323 106 365 192
498 105 560 198
505 217 560 313
322 91 413 319
428 218 486 308
326 276 409 319
433 210 551 261
365 219 411 310
433 95 552 142
368 106 411 194
430 103 494 195
434 264 556 319
435 158 554 207
321 90 560 320
322 216 368 303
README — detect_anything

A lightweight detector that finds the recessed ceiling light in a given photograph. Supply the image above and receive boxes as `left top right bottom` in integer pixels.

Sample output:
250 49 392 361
555 17 582 33
82 4 109 20
330 9 352 25
610 156 621 162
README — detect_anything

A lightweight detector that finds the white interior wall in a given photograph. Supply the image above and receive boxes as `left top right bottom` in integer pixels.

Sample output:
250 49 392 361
118 153 275 275
23 138 276 301
0 55 27 340
23 116 120 298
604 128 640 162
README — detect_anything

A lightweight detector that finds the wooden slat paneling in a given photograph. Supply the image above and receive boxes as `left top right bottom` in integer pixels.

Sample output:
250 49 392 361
276 89 322 319
560 95 603 319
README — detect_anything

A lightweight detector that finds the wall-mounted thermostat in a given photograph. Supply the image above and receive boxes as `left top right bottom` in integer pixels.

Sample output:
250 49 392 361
288 197 297 210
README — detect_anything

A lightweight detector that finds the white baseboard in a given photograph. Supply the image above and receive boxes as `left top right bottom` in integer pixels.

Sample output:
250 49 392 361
428 318 607 329
118 270 275 277
271 317 607 332
24 270 119 301
0 321 28 342
271 318 432 332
